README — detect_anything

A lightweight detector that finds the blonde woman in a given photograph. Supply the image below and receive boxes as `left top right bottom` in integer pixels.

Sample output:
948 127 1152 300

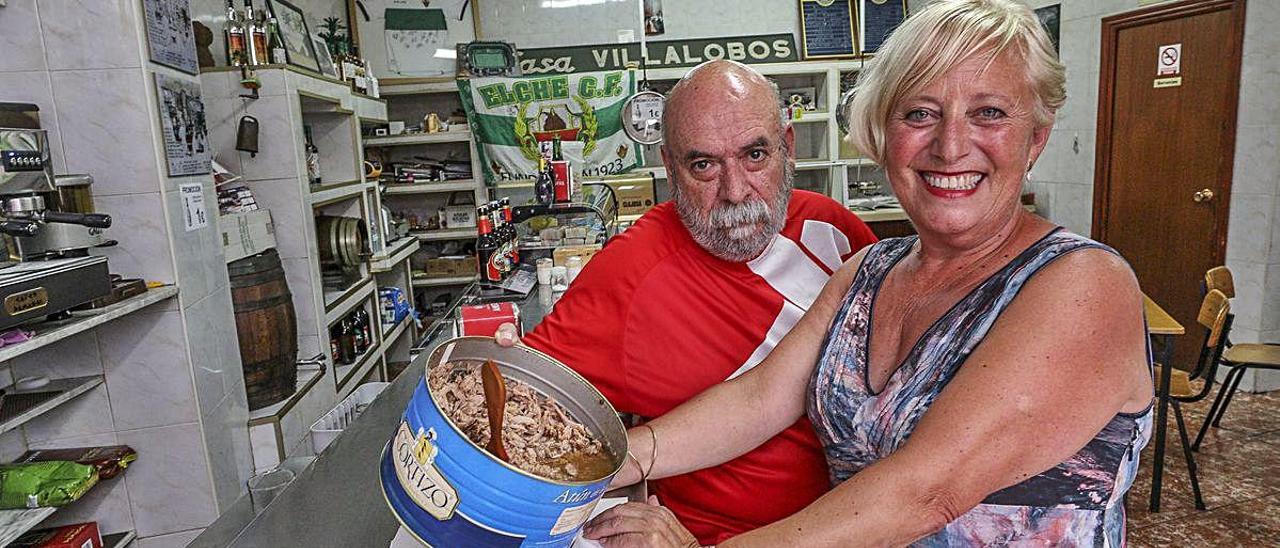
576 1 1153 545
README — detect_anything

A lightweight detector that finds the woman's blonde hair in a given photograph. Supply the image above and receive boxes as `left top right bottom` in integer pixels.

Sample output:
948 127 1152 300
844 0 1065 164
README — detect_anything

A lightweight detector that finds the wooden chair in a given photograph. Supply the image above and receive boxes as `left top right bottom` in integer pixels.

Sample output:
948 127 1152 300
1193 266 1280 451
1154 289 1232 511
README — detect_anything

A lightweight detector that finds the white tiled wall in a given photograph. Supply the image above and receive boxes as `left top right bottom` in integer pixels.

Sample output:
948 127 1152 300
0 0 253 542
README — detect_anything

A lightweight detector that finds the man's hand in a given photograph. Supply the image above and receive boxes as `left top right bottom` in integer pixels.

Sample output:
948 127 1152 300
581 496 700 548
494 322 520 347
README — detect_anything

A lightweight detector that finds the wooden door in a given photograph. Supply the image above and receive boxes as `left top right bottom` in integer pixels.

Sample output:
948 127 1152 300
1094 0 1246 365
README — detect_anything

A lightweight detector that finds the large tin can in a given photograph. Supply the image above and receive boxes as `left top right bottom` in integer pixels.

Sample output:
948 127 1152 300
381 336 627 547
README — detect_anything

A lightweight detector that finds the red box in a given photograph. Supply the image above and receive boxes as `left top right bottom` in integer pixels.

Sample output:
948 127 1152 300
457 302 521 338
12 522 102 548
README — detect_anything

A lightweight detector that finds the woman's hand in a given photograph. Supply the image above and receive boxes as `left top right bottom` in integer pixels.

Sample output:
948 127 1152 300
494 322 520 346
582 496 700 548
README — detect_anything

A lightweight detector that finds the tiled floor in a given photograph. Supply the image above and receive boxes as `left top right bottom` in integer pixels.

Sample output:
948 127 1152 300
1128 388 1280 546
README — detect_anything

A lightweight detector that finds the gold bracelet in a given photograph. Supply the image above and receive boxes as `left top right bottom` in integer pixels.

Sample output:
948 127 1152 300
638 423 657 481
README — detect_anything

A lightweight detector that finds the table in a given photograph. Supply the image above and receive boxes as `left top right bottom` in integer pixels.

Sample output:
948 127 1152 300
1143 293 1185 513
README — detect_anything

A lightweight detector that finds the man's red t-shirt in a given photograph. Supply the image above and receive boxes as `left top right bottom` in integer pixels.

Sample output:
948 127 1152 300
523 190 878 544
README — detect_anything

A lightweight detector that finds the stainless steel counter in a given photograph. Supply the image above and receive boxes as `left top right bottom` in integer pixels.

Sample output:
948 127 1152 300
192 284 558 548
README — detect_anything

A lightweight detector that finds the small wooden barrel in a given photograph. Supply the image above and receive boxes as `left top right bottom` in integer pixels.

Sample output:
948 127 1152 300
228 249 298 410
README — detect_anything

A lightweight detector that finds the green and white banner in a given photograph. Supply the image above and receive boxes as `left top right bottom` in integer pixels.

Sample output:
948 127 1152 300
458 70 641 185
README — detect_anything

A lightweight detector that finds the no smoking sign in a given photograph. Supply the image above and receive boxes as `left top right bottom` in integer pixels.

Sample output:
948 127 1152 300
1158 43 1181 76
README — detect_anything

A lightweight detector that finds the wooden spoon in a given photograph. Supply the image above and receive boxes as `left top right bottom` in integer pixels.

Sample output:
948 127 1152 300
481 359 510 462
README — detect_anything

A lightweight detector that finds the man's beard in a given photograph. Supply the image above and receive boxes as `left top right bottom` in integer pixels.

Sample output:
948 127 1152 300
674 162 794 262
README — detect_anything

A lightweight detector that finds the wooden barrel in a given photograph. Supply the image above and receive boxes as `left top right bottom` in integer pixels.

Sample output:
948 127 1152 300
228 249 298 411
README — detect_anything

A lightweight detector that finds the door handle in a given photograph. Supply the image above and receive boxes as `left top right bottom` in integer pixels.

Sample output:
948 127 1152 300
1193 188 1215 203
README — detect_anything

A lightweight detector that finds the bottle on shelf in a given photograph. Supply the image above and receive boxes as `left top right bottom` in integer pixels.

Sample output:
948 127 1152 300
534 157 555 206
266 9 287 64
224 0 247 67
243 0 267 66
501 197 519 267
304 125 322 187
476 207 502 284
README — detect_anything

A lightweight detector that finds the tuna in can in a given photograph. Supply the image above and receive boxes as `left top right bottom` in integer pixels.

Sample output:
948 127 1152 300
381 336 627 547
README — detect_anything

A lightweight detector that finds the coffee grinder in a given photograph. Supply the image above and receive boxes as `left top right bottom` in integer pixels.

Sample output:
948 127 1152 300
0 102 115 329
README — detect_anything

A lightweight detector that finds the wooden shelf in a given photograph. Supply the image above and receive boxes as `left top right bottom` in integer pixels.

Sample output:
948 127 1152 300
412 274 477 287
309 181 369 205
381 180 477 195
0 375 103 435
411 228 475 241
364 131 472 147
0 286 177 364
324 278 375 324
791 111 832 123
249 365 325 424
378 81 460 95
370 237 419 273
378 316 413 350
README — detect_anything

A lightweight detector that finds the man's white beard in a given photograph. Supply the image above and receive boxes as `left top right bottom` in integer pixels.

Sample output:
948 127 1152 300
675 162 794 262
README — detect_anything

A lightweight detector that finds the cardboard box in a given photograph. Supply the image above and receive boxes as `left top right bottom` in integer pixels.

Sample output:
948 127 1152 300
220 209 277 264
602 178 656 217
423 256 477 278
553 244 602 267
12 522 102 548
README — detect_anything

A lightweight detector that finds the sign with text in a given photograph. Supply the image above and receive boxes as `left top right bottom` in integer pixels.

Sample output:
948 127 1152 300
1158 43 1182 76
800 0 858 58
517 34 798 75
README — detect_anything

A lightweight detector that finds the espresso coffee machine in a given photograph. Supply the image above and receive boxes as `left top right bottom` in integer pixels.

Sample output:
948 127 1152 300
0 102 113 329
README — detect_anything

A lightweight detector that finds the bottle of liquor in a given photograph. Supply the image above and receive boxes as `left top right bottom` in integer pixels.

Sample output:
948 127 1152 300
534 158 555 206
338 318 357 365
501 197 519 267
340 43 359 89
476 207 501 283
224 0 247 66
551 137 570 203
304 125 321 186
488 203 508 276
266 10 286 64
351 45 369 94
243 0 266 66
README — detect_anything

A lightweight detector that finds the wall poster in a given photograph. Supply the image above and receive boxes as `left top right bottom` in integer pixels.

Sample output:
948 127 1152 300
155 74 211 177
1035 4 1061 54
799 0 858 59
142 0 199 74
350 0 479 83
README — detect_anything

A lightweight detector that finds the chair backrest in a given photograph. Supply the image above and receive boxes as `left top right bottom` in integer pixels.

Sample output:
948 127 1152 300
1184 288 1233 401
1204 266 1235 298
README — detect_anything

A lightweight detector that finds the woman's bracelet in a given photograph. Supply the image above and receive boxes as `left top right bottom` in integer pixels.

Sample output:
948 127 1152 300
638 423 657 481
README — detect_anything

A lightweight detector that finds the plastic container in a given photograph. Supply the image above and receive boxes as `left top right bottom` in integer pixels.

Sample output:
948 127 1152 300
310 382 391 454
381 336 627 547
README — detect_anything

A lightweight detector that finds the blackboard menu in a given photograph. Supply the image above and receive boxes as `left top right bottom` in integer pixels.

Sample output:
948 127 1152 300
800 0 858 59
861 0 907 54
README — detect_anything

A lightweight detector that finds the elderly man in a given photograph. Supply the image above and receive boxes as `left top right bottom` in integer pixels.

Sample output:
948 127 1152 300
505 59 877 545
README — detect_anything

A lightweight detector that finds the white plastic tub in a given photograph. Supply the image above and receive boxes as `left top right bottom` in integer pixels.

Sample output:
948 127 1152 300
310 382 390 454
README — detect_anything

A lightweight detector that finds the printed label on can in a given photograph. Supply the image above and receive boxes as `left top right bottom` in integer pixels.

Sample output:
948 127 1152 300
393 422 460 520
549 498 601 536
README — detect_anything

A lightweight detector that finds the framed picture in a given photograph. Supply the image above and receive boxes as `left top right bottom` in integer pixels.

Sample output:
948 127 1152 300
1035 4 1061 54
347 0 479 84
312 34 338 78
268 0 320 72
142 0 199 74
154 73 211 176
799 0 858 59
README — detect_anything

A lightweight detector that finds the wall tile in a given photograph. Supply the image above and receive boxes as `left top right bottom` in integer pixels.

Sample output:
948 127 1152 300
1263 264 1280 331
1225 193 1274 265
1243 0 1280 59
92 192 175 284
0 429 27 462
0 0 47 72
186 293 228 418
1226 260 1266 333
238 95 302 181
248 422 280 473
10 331 103 380
1054 182 1095 236
21 384 115 444
136 528 205 548
1057 69 1100 133
50 68 162 196
39 0 143 71
165 180 222 308
1230 126 1280 196
244 178 310 260
0 70 68 173
98 310 198 430
28 431 116 449
1059 18 1100 83
1237 52 1280 129
1272 197 1280 266
281 257 319 346
202 392 251 511
117 423 218 537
